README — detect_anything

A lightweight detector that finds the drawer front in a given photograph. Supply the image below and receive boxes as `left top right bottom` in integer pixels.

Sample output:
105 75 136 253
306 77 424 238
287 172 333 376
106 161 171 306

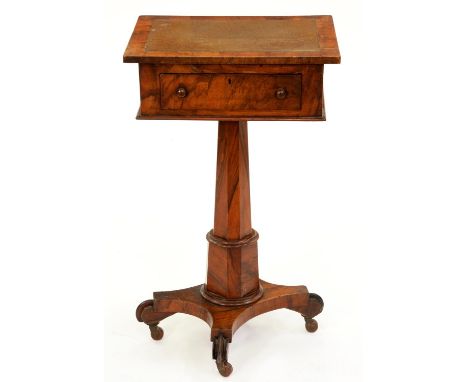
160 73 301 111
138 64 324 120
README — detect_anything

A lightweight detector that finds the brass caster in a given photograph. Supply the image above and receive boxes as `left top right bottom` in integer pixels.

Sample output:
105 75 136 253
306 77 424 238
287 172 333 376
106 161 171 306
304 317 318 333
212 335 233 377
149 323 164 340
217 361 233 378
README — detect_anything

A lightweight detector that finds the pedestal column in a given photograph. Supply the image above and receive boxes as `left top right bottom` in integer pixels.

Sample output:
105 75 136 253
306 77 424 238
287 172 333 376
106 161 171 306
201 121 262 305
135 120 323 377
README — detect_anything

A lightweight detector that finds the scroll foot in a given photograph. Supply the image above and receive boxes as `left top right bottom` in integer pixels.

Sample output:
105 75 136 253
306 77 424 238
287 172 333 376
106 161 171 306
302 292 323 333
212 335 233 377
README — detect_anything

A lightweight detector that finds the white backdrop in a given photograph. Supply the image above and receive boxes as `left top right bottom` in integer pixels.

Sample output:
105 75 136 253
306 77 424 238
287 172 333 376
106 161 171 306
1 1 467 381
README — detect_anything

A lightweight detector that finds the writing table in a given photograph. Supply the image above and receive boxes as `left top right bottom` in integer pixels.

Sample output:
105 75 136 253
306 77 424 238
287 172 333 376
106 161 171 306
124 15 340 376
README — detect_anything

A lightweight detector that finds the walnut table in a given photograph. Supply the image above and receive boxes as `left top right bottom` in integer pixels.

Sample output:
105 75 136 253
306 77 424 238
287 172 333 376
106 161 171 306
123 15 340 377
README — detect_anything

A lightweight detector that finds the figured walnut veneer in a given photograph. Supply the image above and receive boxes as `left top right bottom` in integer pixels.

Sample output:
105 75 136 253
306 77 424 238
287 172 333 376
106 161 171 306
137 64 323 120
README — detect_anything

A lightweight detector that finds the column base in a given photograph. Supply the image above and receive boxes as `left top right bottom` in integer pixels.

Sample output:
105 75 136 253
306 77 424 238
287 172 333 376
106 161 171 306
200 283 264 306
136 279 324 377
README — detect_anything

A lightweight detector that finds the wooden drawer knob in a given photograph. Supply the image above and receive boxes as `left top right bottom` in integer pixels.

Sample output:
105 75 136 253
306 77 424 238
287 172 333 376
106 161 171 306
176 87 187 98
275 88 287 99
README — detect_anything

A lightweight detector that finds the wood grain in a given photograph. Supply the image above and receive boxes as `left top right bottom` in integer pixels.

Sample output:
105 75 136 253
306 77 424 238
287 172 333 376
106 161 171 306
159 73 301 111
205 121 260 302
137 279 323 341
136 280 323 376
138 63 323 120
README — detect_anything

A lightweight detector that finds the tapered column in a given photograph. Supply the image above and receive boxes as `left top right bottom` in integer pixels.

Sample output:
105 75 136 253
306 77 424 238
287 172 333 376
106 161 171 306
201 121 262 305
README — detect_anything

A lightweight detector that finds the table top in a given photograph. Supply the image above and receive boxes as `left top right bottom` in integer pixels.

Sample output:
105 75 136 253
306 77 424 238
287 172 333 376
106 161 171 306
123 16 340 65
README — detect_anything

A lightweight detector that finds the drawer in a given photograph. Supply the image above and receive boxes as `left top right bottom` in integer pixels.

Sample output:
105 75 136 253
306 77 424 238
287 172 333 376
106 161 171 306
138 64 324 120
159 73 301 112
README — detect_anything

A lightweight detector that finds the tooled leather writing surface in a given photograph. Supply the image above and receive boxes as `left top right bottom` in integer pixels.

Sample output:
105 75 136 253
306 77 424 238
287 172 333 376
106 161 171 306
145 17 319 53
124 15 340 64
